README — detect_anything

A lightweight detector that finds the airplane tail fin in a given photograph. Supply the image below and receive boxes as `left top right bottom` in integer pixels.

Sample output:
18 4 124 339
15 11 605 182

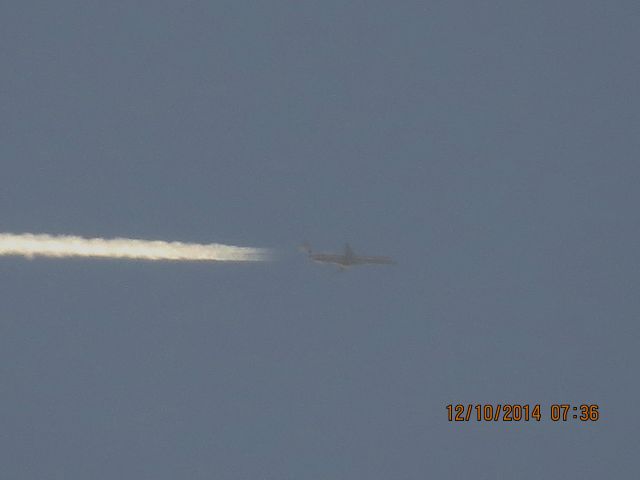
298 242 312 254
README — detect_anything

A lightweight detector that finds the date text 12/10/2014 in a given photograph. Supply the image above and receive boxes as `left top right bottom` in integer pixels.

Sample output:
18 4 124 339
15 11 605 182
446 404 599 422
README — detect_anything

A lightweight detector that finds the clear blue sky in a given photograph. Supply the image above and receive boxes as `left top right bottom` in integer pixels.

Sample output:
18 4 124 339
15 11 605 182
1 1 638 478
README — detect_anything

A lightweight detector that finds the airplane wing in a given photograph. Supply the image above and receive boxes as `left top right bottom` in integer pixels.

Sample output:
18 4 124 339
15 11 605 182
353 255 395 265
310 253 348 265
344 243 355 259
303 243 393 268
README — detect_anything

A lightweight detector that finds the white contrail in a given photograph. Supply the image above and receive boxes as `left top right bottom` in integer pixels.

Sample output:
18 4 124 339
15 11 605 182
0 233 271 262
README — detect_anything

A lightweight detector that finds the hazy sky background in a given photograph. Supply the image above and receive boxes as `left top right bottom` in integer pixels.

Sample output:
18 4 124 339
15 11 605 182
1 1 639 478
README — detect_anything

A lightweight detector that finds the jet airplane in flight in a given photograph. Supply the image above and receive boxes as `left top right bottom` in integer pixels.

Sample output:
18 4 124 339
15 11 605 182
300 243 395 270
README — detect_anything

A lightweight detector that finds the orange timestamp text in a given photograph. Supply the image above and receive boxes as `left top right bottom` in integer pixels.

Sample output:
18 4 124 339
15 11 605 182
446 404 600 422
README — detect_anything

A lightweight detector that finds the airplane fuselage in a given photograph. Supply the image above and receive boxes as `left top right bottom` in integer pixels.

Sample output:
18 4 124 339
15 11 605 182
309 253 354 267
303 244 394 269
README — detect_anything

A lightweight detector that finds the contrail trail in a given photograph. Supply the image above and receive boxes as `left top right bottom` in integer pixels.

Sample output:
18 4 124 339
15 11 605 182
0 233 271 262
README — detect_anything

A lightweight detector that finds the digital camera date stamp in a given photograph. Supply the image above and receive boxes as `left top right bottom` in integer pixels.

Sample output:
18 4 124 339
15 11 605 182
446 404 599 422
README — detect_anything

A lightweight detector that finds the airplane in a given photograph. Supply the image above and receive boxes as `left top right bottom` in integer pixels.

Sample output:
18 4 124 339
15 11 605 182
300 243 395 270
